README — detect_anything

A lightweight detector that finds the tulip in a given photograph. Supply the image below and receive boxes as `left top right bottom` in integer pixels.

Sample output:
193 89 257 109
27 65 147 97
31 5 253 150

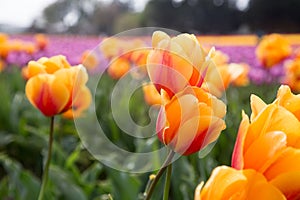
107 57 131 79
283 58 300 92
25 56 91 118
195 166 286 200
147 31 215 97
256 34 291 68
34 33 49 50
156 87 226 155
210 49 230 66
142 82 162 105
276 85 300 120
25 74 70 117
80 50 98 70
232 85 300 198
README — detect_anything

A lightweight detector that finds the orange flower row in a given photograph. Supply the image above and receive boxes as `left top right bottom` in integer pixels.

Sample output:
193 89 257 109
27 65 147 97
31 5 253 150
25 55 91 118
0 33 48 60
196 85 300 199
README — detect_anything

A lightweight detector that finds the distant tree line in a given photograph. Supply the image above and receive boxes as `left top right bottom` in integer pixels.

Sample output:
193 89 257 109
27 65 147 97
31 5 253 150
29 0 300 35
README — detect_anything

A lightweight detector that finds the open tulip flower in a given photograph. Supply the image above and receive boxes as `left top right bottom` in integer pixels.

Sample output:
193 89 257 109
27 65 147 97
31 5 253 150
156 87 226 155
147 31 216 98
256 33 292 68
195 166 286 200
232 85 300 198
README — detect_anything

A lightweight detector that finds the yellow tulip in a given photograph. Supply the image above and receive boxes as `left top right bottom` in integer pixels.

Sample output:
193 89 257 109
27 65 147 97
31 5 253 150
156 87 226 155
195 166 285 200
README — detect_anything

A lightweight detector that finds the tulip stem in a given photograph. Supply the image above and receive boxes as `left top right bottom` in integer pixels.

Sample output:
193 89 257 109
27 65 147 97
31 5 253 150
163 162 172 200
144 150 175 200
38 116 54 200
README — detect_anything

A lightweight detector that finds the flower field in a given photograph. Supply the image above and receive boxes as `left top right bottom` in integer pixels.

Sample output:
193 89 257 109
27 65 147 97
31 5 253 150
1 31 300 199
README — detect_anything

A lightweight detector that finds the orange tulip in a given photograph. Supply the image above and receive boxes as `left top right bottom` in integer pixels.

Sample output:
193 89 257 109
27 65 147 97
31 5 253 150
25 56 91 118
142 82 162 105
228 63 249 87
156 87 226 155
232 85 300 198
283 58 300 92
195 166 285 200
147 31 215 97
80 50 98 70
256 34 291 68
107 57 131 79
201 64 231 98
276 85 300 120
34 33 49 50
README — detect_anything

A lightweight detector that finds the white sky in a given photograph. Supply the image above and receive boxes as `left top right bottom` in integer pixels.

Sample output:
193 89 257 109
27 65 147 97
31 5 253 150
0 0 149 28
0 0 56 27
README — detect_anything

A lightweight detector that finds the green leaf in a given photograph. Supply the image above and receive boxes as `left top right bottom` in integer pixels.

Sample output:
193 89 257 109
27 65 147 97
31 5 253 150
49 165 87 200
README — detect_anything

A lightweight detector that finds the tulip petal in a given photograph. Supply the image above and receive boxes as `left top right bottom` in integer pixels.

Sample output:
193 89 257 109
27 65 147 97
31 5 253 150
270 171 300 200
250 94 267 122
264 147 300 181
232 112 250 169
243 131 287 173
174 115 225 155
152 31 170 47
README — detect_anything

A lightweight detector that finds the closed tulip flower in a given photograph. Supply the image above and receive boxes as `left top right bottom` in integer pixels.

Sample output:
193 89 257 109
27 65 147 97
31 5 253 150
195 166 285 200
107 57 131 79
25 56 91 118
156 87 226 155
147 31 215 97
256 34 291 68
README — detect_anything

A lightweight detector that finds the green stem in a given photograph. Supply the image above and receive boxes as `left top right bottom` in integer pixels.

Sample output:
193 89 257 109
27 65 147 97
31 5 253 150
38 116 54 200
163 163 172 200
144 150 175 200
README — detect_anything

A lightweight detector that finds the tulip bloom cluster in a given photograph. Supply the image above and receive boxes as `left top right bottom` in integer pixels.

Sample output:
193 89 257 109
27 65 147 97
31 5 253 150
146 31 227 155
100 37 150 79
195 85 300 199
25 55 91 118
